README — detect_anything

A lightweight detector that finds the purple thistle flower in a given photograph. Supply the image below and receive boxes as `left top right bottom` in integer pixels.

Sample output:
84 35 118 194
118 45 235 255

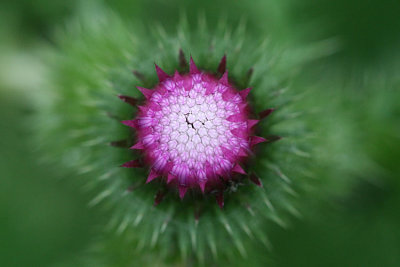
121 56 270 206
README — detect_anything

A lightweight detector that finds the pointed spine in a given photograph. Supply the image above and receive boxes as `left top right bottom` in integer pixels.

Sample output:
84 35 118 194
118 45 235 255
179 49 188 69
137 86 153 99
179 186 188 199
259 108 275 119
173 70 182 80
199 181 206 193
239 88 252 99
246 68 253 82
247 119 259 129
189 56 200 74
232 164 246 175
266 135 282 143
249 173 263 187
121 120 138 129
130 142 144 150
146 169 159 183
132 70 146 82
121 159 142 168
110 139 129 148
155 64 170 82
154 190 165 206
217 54 226 74
251 136 267 147
220 71 229 85
162 161 174 176
118 94 138 106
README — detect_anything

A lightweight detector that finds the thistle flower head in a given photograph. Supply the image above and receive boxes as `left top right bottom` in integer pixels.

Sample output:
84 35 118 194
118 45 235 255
122 57 264 201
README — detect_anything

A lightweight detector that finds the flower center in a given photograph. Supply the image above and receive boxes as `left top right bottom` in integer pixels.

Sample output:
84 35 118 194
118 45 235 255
157 76 245 168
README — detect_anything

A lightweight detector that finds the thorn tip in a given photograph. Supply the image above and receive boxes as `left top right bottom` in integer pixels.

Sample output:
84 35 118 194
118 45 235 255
155 64 170 82
232 164 246 175
179 186 187 199
217 54 227 74
189 56 200 74
137 86 153 99
121 159 141 168
259 108 275 119
220 71 229 85
146 169 159 183
118 94 138 106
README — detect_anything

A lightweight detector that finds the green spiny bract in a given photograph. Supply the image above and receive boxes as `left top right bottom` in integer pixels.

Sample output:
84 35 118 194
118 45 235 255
34 7 330 266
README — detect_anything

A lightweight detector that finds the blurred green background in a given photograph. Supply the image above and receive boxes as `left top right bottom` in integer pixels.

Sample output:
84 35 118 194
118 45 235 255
1 0 399 266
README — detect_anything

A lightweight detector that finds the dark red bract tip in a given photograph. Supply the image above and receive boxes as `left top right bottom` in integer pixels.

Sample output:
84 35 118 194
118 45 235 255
217 54 227 74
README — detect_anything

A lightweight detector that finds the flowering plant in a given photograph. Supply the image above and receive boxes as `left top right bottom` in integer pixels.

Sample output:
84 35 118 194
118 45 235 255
34 8 325 266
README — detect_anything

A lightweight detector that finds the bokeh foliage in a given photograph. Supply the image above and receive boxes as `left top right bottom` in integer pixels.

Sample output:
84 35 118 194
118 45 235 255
1 0 399 266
